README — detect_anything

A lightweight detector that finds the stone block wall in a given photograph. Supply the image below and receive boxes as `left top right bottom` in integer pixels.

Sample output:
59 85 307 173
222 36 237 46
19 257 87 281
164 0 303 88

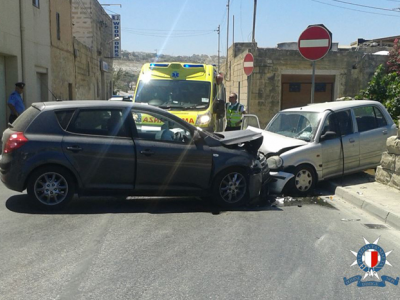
376 128 400 190
221 42 388 128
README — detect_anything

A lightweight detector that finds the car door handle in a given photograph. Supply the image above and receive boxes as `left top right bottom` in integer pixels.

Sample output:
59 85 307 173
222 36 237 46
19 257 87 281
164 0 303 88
66 146 83 152
140 149 154 156
349 138 355 143
382 130 388 135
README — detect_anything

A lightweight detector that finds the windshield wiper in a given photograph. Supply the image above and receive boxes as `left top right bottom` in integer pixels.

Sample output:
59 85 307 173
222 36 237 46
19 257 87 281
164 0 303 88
182 104 208 110
159 105 186 110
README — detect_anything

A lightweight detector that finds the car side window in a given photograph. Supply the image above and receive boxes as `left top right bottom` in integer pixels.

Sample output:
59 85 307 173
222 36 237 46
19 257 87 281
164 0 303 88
373 107 387 127
354 106 386 132
131 109 192 143
321 110 353 136
55 110 75 130
67 109 129 137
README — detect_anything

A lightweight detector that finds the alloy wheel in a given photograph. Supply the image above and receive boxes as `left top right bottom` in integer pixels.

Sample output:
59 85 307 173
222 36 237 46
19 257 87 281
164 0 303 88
219 172 247 204
34 172 69 205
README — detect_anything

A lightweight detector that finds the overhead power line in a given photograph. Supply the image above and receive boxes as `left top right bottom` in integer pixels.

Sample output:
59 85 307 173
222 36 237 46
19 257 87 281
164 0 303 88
312 0 400 18
330 0 400 12
103 7 119 15
123 29 215 38
123 28 214 32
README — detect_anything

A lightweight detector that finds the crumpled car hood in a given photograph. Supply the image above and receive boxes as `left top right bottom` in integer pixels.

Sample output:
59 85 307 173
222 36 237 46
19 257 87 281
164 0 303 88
215 129 264 153
247 126 308 154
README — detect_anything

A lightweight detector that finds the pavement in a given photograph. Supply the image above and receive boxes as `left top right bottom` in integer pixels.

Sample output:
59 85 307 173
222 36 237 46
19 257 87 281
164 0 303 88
324 170 400 230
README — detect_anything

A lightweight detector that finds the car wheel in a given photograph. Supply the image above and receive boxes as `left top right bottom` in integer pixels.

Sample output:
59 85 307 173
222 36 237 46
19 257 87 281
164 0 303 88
213 169 248 208
27 166 75 209
287 165 316 196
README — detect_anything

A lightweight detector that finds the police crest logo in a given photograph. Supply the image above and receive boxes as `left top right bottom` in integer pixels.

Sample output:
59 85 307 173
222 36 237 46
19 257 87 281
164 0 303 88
344 237 399 287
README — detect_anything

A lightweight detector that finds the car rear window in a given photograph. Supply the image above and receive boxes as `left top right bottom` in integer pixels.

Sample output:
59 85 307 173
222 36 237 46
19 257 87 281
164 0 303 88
11 106 41 132
55 110 75 130
354 105 388 132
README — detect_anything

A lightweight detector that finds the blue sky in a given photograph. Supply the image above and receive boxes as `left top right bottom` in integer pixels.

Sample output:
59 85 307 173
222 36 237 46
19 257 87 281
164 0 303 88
99 0 400 56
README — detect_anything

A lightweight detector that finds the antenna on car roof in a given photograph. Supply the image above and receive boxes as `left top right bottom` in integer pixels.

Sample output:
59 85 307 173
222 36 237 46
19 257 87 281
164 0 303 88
39 80 60 101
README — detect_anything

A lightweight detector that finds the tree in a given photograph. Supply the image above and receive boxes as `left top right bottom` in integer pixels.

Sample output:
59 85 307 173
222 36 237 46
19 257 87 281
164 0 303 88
356 64 400 122
113 68 138 93
387 38 400 75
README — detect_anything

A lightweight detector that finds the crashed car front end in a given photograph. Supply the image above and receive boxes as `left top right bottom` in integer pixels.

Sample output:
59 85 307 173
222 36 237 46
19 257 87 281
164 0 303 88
209 129 271 200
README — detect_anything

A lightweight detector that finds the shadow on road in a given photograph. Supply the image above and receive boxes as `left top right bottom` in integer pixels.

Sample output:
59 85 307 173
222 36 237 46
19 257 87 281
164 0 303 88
6 194 282 215
323 170 375 188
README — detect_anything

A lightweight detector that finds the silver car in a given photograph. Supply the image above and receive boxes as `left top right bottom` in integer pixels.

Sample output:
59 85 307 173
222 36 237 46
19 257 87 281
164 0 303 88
244 100 398 195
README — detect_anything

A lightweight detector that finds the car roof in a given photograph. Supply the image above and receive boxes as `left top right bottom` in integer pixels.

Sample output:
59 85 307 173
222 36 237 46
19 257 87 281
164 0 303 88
32 100 148 110
281 100 383 113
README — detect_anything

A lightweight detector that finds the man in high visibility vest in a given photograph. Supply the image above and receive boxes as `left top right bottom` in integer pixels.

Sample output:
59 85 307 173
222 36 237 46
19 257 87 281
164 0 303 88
225 92 246 131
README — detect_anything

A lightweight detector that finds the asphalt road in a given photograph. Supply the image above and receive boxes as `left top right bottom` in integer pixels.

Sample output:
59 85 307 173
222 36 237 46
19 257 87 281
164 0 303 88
1 184 400 300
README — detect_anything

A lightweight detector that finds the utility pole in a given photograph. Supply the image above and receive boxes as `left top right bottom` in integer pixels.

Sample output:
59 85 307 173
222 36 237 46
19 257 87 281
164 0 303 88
232 15 235 47
252 0 257 43
217 25 220 72
226 0 230 80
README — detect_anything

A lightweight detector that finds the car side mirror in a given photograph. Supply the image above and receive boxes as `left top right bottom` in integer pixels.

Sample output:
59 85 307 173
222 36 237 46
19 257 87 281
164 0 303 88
214 99 225 115
320 131 337 141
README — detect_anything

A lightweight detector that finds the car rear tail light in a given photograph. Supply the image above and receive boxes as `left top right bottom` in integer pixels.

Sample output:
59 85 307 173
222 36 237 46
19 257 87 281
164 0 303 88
4 132 28 153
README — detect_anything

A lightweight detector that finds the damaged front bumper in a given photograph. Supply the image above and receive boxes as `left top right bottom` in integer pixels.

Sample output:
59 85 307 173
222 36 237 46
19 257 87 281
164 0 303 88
269 171 294 194
248 154 271 199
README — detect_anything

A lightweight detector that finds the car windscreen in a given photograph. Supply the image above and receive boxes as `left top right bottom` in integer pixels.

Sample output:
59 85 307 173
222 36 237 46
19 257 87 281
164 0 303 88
266 111 322 142
10 106 41 132
135 80 211 110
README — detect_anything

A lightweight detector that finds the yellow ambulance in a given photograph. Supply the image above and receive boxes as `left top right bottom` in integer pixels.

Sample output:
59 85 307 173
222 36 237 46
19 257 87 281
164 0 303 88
133 62 226 132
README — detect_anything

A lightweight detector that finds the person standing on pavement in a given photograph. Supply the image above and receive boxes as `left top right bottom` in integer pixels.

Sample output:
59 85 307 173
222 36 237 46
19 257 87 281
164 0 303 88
225 92 246 131
7 82 26 123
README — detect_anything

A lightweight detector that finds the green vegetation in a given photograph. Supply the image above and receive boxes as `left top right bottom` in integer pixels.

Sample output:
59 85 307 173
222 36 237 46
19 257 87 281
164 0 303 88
113 68 138 93
356 39 400 123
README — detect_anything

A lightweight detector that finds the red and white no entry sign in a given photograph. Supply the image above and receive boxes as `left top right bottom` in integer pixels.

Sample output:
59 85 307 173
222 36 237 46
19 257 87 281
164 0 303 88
298 25 332 61
243 53 254 76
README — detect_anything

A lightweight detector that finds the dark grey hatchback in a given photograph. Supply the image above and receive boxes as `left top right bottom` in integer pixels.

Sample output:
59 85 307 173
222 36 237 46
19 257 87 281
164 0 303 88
1 101 269 209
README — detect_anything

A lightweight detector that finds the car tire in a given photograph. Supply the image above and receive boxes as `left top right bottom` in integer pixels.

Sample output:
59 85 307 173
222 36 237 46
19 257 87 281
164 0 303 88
212 168 249 208
27 166 76 209
287 165 316 196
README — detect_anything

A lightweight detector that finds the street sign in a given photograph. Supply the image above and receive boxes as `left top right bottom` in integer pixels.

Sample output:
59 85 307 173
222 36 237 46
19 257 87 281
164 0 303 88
298 24 332 61
243 53 254 76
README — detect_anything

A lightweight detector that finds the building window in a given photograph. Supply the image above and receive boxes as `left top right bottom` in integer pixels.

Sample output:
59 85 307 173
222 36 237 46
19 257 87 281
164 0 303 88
289 83 301 92
68 83 73 100
32 0 40 8
315 83 326 92
56 13 61 40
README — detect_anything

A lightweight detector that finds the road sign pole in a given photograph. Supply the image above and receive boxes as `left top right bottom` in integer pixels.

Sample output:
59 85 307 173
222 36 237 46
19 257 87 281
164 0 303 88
311 61 316 104
298 24 332 104
243 52 254 113
247 75 251 113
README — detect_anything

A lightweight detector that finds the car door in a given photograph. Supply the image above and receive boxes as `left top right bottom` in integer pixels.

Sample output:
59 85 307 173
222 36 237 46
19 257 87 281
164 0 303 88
131 108 212 193
62 108 136 190
320 110 360 178
353 105 392 167
241 114 261 130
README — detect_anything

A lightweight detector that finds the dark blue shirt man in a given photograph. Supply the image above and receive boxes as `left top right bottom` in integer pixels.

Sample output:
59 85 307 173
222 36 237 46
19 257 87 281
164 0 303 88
8 82 25 123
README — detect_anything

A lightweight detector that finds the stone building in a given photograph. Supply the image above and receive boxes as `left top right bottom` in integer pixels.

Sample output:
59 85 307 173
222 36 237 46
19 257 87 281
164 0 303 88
50 0 75 100
0 0 52 134
72 0 114 100
222 42 389 127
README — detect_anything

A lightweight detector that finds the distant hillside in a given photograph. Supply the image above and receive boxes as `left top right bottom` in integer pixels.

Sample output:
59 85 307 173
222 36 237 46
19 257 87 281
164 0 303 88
120 50 223 65
113 50 225 93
